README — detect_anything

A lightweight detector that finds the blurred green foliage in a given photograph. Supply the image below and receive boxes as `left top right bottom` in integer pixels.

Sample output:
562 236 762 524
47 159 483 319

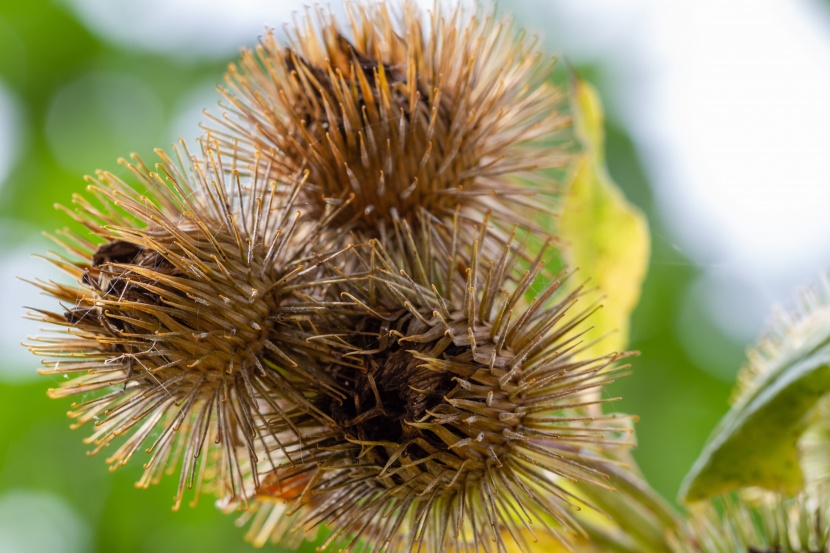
0 1 746 551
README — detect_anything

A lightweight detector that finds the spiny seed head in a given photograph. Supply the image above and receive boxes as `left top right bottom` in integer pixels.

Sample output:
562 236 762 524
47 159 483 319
736 272 830 405
210 2 572 242
26 140 343 508
237 221 634 552
671 490 830 553
26 3 639 551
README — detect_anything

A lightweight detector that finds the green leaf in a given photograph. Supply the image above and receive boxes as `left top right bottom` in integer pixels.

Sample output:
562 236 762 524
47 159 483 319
558 81 650 355
680 300 830 502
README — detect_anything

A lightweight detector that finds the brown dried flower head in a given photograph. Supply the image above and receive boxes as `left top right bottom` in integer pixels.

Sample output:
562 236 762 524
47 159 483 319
211 2 571 242
239 219 634 552
26 141 344 508
26 3 637 552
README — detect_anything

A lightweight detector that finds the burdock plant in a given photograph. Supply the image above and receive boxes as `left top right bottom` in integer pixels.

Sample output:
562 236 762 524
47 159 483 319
24 2 686 553
26 141 351 508
235 218 636 551
672 491 830 553
209 2 571 245
673 275 830 552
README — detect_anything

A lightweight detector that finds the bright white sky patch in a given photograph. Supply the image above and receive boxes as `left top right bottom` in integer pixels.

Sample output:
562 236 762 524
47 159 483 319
61 0 472 59
649 0 830 275
522 0 830 340
61 0 298 58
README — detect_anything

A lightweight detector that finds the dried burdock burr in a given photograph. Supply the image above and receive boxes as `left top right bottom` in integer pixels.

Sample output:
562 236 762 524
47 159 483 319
24 2 653 551
239 217 635 552
209 2 572 245
26 140 348 508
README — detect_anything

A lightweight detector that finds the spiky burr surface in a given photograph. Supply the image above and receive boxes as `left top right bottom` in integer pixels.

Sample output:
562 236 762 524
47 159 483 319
27 3 635 551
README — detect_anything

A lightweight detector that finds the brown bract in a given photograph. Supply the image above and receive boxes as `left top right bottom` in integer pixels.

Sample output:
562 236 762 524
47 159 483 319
209 2 572 243
26 141 347 508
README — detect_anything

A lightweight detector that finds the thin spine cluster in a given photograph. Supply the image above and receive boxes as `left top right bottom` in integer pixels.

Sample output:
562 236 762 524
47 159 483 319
28 141 349 508
672 491 830 553
236 217 634 552
208 2 571 243
28 2 637 551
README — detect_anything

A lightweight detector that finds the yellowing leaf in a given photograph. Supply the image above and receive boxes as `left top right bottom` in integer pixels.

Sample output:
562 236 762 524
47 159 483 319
502 464 679 553
558 81 649 355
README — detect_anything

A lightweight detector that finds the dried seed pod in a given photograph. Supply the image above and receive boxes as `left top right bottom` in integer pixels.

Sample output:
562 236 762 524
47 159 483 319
241 219 634 552
209 2 572 244
26 141 346 508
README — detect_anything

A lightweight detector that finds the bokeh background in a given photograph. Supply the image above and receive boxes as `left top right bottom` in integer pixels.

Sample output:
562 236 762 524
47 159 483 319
1 0 829 551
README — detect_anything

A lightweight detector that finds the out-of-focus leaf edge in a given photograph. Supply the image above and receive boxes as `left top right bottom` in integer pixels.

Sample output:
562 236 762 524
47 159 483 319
558 79 650 357
680 316 830 502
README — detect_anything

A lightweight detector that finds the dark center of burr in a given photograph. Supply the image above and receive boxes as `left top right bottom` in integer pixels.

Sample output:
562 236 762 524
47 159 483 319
330 344 460 451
